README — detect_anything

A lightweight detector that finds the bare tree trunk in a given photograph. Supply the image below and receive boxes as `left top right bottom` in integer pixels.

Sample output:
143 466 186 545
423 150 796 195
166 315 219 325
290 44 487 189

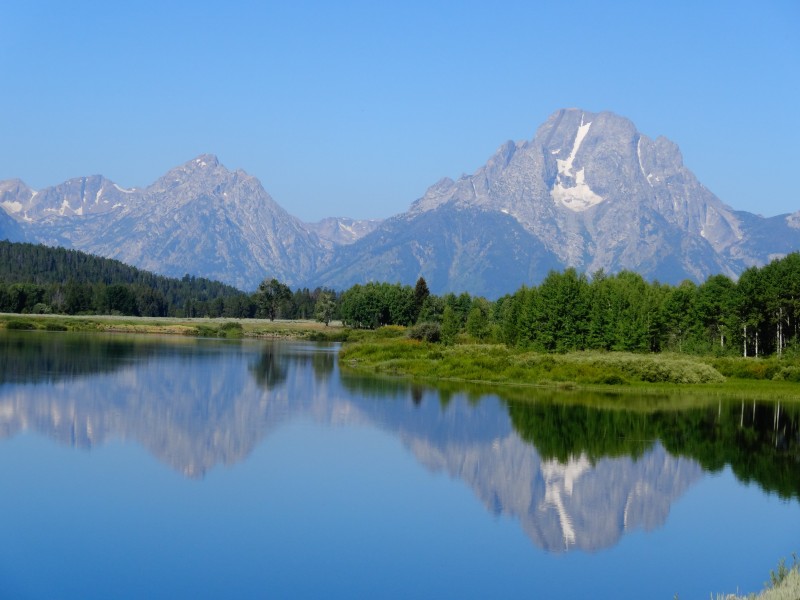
743 324 747 358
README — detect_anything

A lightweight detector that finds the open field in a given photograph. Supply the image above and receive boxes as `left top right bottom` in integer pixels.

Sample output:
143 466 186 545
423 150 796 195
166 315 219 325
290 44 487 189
0 313 348 340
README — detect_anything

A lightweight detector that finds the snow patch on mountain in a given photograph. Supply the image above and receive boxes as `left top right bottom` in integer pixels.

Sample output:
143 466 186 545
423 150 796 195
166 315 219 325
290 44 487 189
1 201 22 213
551 115 604 211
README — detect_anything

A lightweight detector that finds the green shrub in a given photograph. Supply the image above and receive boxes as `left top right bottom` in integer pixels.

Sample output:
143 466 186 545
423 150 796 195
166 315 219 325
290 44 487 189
374 325 407 339
193 325 218 337
408 322 441 343
44 322 68 331
773 366 800 382
711 357 782 380
597 373 629 385
6 320 35 330
219 321 244 337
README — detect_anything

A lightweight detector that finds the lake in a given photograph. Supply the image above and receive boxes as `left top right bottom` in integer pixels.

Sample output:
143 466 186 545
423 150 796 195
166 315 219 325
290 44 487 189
0 331 797 599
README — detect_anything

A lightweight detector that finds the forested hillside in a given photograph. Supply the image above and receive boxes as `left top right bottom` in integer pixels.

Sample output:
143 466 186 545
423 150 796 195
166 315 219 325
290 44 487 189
0 241 254 317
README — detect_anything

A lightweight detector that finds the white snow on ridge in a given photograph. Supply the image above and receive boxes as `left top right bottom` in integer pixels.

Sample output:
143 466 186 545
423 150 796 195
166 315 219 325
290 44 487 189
556 116 591 179
113 184 135 193
551 115 605 212
1 200 22 214
637 138 652 187
552 169 604 211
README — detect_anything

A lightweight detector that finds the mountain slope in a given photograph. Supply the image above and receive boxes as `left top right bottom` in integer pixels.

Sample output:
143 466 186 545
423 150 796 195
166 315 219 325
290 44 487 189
317 109 798 296
2 110 798 296
315 204 562 296
2 156 323 290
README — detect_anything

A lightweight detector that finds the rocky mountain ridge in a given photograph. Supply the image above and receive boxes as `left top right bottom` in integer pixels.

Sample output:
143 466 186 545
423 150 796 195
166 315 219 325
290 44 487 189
316 109 800 295
2 109 798 296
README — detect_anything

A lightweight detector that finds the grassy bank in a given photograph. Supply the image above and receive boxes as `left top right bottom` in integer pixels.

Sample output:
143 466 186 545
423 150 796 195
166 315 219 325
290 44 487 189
339 337 800 401
0 313 349 340
715 557 800 600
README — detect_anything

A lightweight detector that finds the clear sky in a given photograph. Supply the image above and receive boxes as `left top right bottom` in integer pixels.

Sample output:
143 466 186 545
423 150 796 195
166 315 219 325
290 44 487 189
1 1 798 222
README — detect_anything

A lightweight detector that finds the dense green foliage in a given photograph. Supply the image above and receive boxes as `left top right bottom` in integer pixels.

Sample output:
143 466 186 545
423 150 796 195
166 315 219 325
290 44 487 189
337 253 800 359
0 241 339 320
499 257 800 357
0 241 255 317
339 282 416 328
340 342 728 385
6 239 800 360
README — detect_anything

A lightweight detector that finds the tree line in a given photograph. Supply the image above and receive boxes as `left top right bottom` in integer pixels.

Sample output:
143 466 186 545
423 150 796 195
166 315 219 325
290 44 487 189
496 255 800 357
4 240 800 357
337 253 800 358
0 242 332 320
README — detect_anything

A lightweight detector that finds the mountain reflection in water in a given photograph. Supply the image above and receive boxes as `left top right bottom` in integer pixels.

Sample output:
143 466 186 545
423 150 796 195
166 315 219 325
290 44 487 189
0 332 797 553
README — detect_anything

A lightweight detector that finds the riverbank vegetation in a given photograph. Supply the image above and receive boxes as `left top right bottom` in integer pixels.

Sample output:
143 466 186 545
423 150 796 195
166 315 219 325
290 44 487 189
0 313 347 340
6 240 800 391
715 556 800 600
336 254 800 362
0 241 336 321
339 338 800 400
5 240 800 361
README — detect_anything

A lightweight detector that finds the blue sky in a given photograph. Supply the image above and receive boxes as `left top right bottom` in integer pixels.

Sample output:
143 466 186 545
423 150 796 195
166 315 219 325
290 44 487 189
1 1 798 222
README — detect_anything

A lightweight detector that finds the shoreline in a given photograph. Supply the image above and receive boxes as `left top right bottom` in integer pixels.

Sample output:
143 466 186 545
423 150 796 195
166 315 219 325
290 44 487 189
0 313 349 340
4 314 800 402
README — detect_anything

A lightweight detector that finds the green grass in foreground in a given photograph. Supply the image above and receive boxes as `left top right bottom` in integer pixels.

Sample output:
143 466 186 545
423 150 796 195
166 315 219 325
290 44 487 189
714 557 800 600
339 338 800 400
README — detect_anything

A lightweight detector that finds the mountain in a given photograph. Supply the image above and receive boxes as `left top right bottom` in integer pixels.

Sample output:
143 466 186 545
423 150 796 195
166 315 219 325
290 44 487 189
0 180 30 242
2 110 799 296
316 108 800 296
0 156 326 290
305 217 382 250
315 204 562 295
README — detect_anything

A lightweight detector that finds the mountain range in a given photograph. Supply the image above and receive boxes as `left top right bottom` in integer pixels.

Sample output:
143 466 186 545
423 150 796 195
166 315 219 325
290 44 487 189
2 108 798 297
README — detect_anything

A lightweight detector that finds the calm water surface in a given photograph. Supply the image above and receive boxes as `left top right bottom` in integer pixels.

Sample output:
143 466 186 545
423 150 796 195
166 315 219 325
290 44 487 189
0 331 797 599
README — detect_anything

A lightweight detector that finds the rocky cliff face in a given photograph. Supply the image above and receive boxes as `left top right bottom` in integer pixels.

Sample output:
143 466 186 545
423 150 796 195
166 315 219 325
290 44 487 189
318 108 798 296
0 156 326 290
2 110 798 295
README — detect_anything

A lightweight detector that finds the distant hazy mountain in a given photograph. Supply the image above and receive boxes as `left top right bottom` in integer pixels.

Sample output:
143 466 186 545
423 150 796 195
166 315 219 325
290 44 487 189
305 217 382 250
2 110 798 295
0 180 30 242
